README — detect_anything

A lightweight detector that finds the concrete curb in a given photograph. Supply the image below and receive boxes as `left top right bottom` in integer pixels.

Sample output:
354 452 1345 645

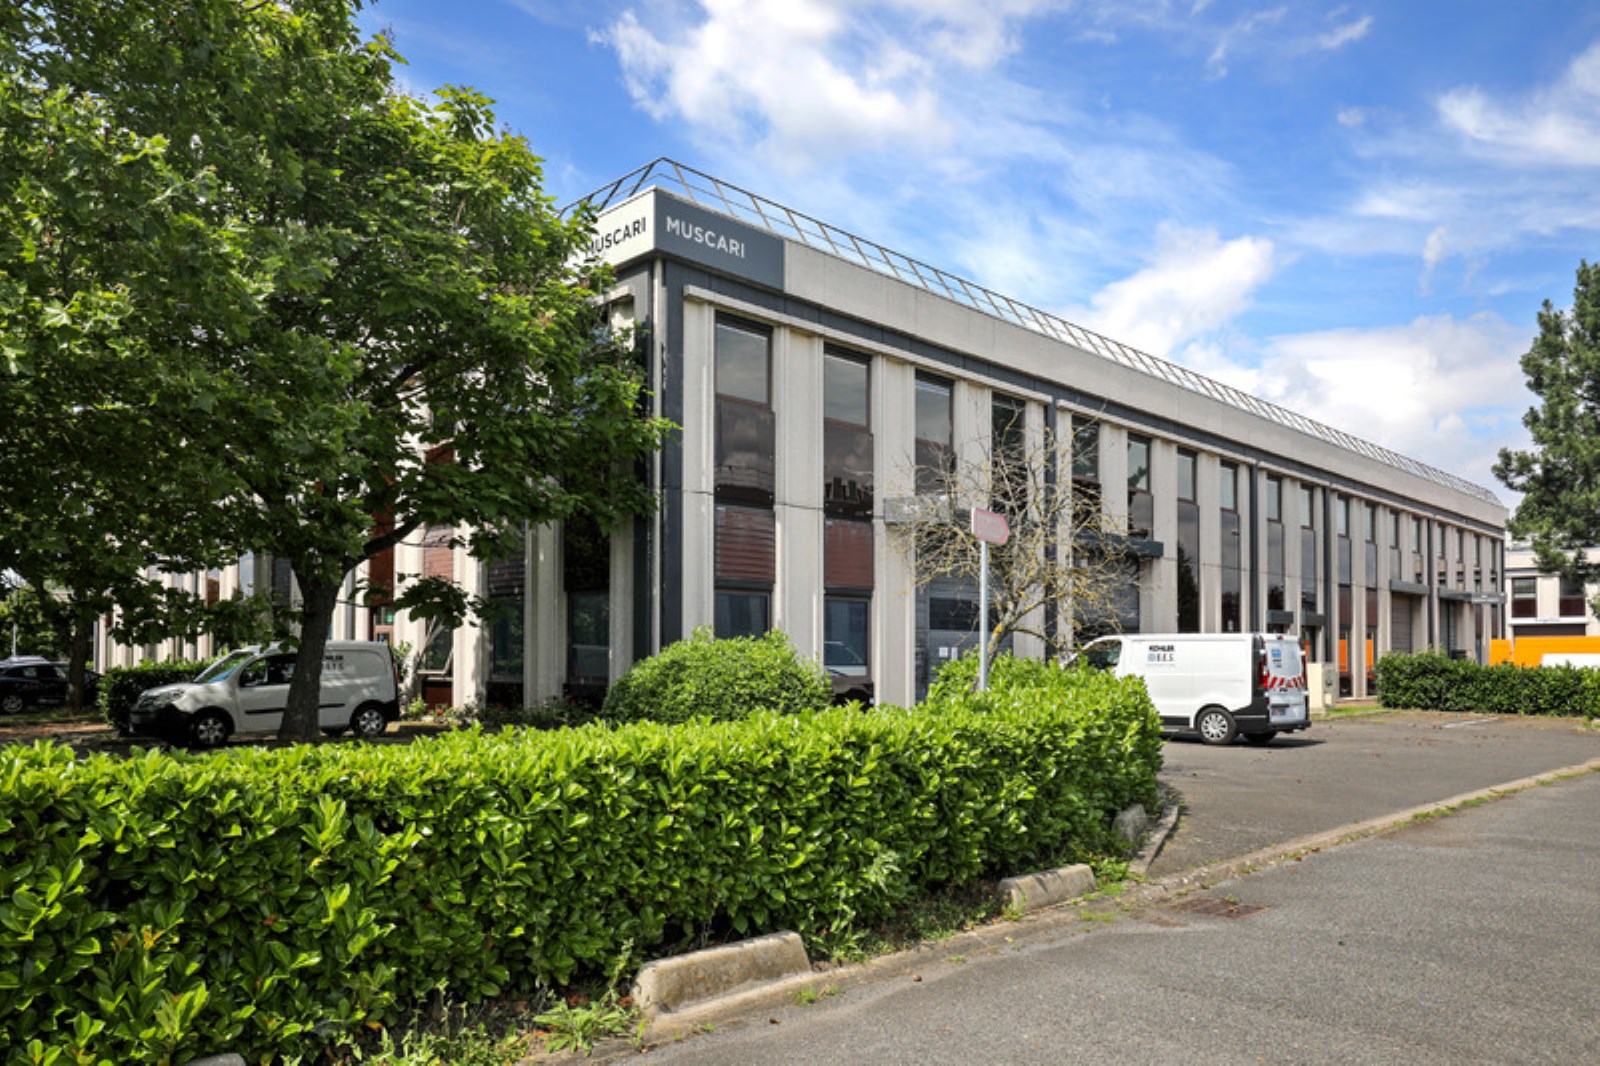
996 863 1097 914
1130 799 1182 879
632 931 810 1017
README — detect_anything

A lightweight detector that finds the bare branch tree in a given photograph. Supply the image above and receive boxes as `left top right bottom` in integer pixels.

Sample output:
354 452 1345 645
891 421 1137 672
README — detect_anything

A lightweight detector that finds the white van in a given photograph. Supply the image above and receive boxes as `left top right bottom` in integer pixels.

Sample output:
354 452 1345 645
128 642 400 749
1077 633 1310 745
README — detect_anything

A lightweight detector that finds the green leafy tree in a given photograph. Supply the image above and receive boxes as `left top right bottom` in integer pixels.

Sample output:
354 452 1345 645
0 37 254 707
1495 261 1600 615
3 1 670 738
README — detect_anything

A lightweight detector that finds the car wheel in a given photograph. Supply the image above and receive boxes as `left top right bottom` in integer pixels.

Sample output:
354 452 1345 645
1196 706 1238 746
1244 730 1278 745
350 703 388 739
0 693 24 715
189 711 230 750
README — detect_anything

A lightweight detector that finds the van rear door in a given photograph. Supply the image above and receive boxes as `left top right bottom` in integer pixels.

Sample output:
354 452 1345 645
1261 637 1309 728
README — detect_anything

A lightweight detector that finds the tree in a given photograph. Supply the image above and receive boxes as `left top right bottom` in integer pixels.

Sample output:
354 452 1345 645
0 36 259 707
1494 261 1600 615
4 1 671 738
893 422 1136 674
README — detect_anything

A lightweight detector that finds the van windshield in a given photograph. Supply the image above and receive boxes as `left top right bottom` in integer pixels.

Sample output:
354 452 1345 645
194 649 256 684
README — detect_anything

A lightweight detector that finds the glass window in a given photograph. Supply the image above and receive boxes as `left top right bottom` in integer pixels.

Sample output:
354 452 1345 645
824 598 870 680
715 319 769 404
1127 435 1151 492
419 622 454 674
1511 577 1537 618
715 591 769 638
1265 475 1281 521
1559 576 1587 617
1220 462 1238 511
824 352 873 517
1364 503 1377 543
1336 497 1350 537
1177 450 1196 502
1072 420 1100 481
915 376 952 447
1300 485 1315 528
1413 516 1422 551
568 591 609 682
824 351 869 426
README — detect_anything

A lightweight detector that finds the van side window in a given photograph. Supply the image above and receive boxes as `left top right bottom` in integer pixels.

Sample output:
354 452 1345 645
265 655 296 686
1084 643 1121 670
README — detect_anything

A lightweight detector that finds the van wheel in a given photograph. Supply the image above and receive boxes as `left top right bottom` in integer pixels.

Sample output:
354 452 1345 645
350 703 388 739
1 694 24 715
1245 730 1278 745
189 711 230 750
1196 707 1237 746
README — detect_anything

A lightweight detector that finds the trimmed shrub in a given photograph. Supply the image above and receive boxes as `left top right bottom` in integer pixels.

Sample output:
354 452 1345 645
98 657 215 733
1 668 1160 1064
601 627 830 724
1374 650 1600 718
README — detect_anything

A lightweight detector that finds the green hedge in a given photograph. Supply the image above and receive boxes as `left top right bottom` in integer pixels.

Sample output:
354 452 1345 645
98 658 215 734
1 667 1160 1064
601 627 831 724
1374 650 1600 718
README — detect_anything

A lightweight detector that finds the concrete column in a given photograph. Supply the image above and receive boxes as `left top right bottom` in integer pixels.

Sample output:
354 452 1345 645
876 359 917 707
392 533 427 684
1197 452 1222 632
1100 423 1129 529
952 380 988 508
1149 438 1179 632
1285 477 1304 628
609 523 635 683
775 327 824 661
454 542 486 707
524 522 564 703
1013 400 1048 661
680 297 716 635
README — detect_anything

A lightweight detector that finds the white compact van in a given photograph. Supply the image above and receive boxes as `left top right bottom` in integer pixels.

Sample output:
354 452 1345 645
1077 633 1310 745
129 642 400 749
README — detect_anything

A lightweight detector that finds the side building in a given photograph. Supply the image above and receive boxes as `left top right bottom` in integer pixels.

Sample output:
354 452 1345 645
98 161 1509 706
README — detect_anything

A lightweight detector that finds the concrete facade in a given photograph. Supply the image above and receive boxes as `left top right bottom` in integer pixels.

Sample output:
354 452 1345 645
97 164 1509 707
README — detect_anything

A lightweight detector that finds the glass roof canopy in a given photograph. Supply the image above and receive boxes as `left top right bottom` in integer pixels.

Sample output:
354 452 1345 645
574 158 1502 509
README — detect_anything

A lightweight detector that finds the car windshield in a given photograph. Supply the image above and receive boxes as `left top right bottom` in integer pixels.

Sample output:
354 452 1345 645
193 650 256 684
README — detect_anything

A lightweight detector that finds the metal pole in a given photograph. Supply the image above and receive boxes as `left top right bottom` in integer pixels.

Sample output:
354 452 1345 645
979 540 990 691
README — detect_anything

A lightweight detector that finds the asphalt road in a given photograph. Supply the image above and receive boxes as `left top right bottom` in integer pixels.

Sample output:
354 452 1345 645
1150 711 1600 876
640 769 1600 1064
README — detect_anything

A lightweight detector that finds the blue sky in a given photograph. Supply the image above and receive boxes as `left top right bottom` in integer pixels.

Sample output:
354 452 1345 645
356 0 1600 502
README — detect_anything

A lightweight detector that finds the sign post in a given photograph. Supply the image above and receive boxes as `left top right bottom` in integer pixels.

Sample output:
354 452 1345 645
969 508 1011 691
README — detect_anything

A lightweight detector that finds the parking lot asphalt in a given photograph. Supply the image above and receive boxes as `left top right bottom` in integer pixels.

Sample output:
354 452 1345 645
1149 710 1600 877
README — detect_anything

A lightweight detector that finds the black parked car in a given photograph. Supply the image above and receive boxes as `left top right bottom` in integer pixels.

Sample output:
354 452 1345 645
0 656 101 714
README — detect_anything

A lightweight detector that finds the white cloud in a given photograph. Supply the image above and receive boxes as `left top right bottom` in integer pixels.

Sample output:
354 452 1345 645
595 1 1068 169
1437 40 1600 167
1249 314 1529 488
1317 15 1372 51
1337 106 1367 127
1070 224 1277 357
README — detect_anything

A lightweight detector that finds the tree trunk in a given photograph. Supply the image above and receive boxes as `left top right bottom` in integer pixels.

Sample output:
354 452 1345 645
66 601 95 712
280 572 341 742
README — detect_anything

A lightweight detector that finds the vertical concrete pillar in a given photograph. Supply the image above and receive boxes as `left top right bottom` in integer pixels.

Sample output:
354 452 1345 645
1013 400 1048 661
775 327 824 662
679 297 716 636
454 543 486 707
1197 452 1222 632
876 359 917 707
609 523 634 683
1148 438 1178 632
524 522 564 703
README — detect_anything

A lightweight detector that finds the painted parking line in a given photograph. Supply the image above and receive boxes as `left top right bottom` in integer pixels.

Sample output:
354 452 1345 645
1441 718 1500 728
